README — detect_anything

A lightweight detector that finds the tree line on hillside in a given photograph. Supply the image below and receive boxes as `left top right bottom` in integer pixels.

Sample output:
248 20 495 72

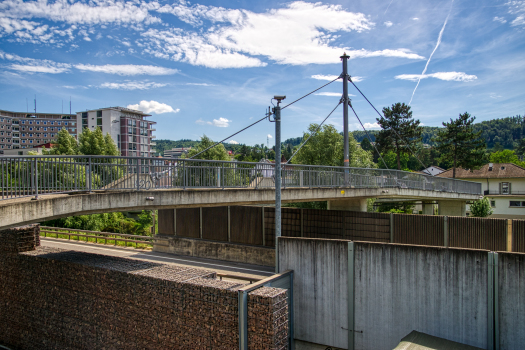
352 115 525 150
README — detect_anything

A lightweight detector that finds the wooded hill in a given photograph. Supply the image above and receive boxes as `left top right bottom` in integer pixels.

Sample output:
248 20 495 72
156 115 524 155
351 115 524 149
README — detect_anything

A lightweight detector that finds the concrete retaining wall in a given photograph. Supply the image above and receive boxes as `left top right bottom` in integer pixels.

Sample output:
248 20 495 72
278 237 491 350
0 226 288 350
497 252 525 349
153 235 275 267
353 242 488 350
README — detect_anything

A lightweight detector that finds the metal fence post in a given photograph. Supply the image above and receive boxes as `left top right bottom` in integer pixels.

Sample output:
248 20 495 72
506 220 513 252
88 157 92 192
136 159 140 191
33 158 39 200
390 212 394 243
444 216 449 248
238 290 248 350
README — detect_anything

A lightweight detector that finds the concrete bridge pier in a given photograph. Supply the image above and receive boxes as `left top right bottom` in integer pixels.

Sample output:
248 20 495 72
438 200 467 216
327 198 367 212
422 201 435 215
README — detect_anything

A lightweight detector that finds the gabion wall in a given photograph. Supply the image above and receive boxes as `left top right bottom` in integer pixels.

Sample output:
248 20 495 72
0 226 288 349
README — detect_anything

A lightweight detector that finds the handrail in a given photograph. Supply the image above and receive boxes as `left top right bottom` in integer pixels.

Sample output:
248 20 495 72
0 155 482 201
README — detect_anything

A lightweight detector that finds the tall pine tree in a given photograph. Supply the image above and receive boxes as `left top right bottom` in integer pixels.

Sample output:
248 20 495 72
432 112 486 178
375 102 422 170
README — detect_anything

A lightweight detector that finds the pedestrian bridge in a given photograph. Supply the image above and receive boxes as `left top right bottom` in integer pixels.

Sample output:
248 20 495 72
0 155 481 230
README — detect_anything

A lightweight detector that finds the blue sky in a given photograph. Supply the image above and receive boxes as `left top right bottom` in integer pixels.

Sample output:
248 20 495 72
0 0 524 146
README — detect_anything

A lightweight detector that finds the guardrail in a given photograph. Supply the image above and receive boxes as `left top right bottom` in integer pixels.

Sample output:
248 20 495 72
0 155 482 200
40 226 167 248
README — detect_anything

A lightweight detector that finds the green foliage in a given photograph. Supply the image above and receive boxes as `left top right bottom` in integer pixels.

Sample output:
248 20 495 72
375 103 423 170
291 124 375 168
433 112 486 178
284 201 327 210
186 135 230 161
380 151 410 171
360 137 373 152
490 150 520 164
48 128 79 155
42 211 154 235
376 201 415 214
78 127 119 156
516 138 525 156
470 197 493 217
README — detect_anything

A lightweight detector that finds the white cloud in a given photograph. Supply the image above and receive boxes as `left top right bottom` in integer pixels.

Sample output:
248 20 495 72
196 117 231 127
8 63 69 74
384 21 393 27
0 0 160 25
311 74 363 82
412 17 419 20
186 83 215 86
363 122 380 129
493 16 507 24
506 1 525 27
315 92 341 97
74 64 179 76
395 72 478 82
267 134 273 139
311 74 340 81
211 117 231 127
142 1 424 68
127 100 178 114
228 140 239 144
99 81 168 90
0 52 72 73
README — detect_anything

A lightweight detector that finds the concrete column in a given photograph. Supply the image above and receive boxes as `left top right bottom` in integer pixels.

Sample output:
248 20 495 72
438 200 466 217
422 201 434 215
327 198 367 212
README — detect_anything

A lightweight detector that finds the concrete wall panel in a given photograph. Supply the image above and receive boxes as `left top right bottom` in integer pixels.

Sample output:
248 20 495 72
353 243 489 350
278 237 349 349
497 252 525 349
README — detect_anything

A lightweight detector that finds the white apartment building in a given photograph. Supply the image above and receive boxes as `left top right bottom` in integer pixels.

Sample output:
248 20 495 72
438 163 525 219
76 107 156 157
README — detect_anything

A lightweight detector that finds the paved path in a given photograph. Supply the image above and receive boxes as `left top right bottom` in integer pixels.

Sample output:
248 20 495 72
41 237 274 282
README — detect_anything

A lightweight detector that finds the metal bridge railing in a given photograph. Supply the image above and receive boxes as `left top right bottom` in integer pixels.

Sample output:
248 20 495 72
0 155 482 200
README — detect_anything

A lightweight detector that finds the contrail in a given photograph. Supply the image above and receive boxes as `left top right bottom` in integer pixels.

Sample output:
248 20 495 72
409 0 454 105
384 0 395 16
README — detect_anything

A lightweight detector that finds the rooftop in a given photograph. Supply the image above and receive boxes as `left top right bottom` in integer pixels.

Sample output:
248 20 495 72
437 163 525 179
77 106 151 117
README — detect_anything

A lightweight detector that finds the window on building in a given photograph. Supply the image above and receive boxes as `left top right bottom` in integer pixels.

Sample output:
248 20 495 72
509 201 525 207
29 134 33 137
43 121 47 125
97 118 102 126
501 182 511 194
21 121 25 124
57 121 61 125
65 122 68 126
29 127 33 131
29 140 33 144
36 121 40 125
50 121 54 125
29 121 32 125
97 110 102 118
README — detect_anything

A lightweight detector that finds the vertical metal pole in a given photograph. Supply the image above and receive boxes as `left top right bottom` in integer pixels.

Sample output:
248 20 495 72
444 216 449 248
88 156 92 192
506 219 513 252
228 206 231 242
136 158 140 191
238 290 248 350
275 102 282 273
261 206 265 246
173 209 177 236
199 207 203 239
341 53 350 185
390 212 394 243
33 158 38 199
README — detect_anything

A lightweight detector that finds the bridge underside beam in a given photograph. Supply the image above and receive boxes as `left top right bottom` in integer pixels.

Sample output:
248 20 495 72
0 187 478 230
